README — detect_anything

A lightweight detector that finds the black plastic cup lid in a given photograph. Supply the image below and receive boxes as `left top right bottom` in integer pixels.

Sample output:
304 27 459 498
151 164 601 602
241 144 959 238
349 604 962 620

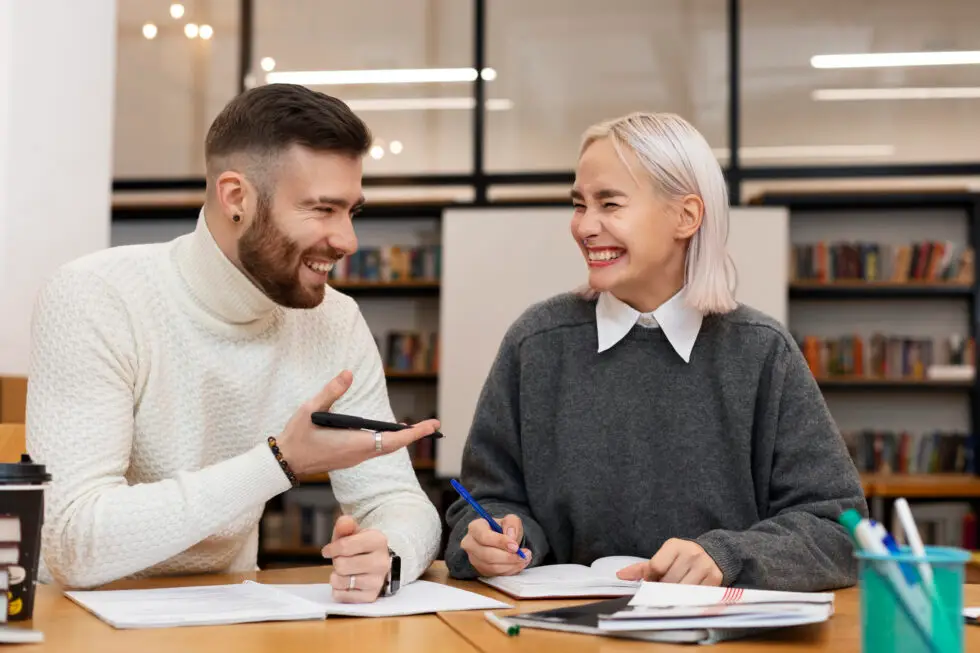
0 454 51 484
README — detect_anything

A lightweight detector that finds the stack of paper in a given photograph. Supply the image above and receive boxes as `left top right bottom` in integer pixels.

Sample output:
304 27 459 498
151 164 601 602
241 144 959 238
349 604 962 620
65 580 511 629
479 555 645 598
505 582 834 644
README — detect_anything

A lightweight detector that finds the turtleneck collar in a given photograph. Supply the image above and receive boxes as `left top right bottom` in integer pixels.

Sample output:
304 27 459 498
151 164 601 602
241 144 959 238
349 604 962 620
173 209 279 329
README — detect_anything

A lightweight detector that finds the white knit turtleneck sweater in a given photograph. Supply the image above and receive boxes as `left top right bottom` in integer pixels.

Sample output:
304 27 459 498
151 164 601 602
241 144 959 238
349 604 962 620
25 212 441 589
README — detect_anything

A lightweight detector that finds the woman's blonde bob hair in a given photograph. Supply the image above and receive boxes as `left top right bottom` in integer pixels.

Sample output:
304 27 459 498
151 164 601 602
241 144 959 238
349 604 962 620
578 112 738 314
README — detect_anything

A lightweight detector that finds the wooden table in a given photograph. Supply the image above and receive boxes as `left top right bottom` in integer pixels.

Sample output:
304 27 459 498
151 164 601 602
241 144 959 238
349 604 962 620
7 564 980 652
9 566 477 653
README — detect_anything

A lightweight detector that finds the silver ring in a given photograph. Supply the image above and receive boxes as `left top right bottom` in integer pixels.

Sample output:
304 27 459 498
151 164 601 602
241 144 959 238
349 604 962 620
374 431 383 453
347 575 356 591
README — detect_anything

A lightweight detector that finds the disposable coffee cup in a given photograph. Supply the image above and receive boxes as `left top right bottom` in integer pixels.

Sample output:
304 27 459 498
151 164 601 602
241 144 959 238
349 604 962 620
0 454 50 621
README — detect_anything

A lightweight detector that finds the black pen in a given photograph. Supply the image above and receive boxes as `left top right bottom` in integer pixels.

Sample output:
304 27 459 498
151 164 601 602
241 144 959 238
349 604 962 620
310 411 444 439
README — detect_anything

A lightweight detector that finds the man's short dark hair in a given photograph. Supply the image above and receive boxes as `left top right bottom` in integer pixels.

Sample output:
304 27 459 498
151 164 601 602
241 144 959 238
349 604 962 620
205 83 372 187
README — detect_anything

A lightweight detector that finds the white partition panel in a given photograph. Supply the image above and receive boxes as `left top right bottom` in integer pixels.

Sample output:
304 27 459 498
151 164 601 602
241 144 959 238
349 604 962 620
437 206 789 476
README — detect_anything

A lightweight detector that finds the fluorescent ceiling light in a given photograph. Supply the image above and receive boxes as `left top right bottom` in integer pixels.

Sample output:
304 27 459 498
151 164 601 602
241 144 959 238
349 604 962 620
713 145 895 159
265 67 496 86
811 51 980 68
813 87 980 101
342 97 513 112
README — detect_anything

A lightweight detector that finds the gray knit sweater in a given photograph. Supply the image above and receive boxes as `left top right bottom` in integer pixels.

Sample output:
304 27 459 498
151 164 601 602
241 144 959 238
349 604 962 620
444 293 868 591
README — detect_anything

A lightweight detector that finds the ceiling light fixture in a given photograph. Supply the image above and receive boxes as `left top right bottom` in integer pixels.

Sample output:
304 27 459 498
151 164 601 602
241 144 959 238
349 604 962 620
369 145 385 160
260 57 276 72
389 140 403 154
813 87 980 100
712 145 896 159
811 50 980 69
342 97 513 112
199 24 214 40
266 67 497 86
170 3 185 19
142 23 157 39
184 23 199 39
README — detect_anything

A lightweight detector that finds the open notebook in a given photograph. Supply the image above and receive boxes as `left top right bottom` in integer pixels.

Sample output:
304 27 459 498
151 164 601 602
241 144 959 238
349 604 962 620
479 556 646 599
64 580 510 629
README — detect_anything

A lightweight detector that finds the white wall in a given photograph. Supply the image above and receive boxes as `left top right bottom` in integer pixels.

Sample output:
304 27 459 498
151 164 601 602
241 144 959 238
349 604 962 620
436 206 788 476
0 0 117 375
727 207 788 325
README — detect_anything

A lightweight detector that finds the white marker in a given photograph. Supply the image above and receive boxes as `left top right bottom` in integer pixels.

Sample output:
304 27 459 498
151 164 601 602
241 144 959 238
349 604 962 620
484 611 520 636
894 498 934 590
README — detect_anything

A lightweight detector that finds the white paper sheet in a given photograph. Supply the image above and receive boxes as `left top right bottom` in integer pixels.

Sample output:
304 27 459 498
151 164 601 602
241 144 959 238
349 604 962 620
628 582 835 608
65 583 326 629
261 579 511 617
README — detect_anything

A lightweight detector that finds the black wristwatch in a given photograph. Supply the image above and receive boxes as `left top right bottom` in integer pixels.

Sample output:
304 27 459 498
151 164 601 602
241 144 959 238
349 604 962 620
382 548 401 596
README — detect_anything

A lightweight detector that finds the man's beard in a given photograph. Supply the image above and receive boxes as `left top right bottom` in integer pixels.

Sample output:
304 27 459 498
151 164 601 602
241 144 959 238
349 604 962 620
237 195 338 309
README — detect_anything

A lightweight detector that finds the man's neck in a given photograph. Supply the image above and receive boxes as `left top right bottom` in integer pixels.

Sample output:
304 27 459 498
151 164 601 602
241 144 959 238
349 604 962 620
202 200 242 270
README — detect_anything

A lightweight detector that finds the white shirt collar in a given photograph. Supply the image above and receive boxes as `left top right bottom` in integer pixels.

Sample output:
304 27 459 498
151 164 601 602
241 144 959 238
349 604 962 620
595 289 704 362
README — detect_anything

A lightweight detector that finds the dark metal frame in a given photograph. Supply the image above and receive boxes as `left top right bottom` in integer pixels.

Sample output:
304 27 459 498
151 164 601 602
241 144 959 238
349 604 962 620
114 0 980 199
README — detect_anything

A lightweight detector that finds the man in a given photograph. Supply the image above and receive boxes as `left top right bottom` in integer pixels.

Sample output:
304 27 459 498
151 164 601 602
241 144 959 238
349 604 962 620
25 84 441 601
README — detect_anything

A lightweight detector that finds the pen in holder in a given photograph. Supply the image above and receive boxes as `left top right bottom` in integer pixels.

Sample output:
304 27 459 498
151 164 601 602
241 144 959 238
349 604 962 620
855 545 969 653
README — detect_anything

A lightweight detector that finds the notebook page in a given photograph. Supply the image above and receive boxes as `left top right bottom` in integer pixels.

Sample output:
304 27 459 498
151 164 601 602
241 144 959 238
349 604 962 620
629 582 835 608
64 583 326 629
261 580 511 617
589 556 648 578
965 607 980 619
495 564 597 585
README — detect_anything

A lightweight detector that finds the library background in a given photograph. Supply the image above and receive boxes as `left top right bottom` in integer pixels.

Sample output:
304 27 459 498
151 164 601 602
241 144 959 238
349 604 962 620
2 0 980 573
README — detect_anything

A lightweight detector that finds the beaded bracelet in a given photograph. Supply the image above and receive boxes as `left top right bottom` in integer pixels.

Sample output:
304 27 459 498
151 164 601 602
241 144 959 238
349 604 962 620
267 436 299 487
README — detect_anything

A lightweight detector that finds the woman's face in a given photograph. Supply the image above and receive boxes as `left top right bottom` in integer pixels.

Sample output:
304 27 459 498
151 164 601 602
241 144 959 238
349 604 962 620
571 137 699 310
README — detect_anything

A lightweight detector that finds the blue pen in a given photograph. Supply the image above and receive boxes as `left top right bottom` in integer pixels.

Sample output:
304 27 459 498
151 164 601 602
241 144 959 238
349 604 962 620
450 479 528 560
870 519 919 585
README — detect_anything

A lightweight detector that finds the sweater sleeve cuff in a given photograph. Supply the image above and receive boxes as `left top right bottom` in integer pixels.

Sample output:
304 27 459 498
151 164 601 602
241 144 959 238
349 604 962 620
237 442 293 503
693 531 743 587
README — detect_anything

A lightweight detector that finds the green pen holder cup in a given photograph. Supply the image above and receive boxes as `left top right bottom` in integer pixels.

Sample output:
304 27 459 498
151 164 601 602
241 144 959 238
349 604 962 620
856 545 970 653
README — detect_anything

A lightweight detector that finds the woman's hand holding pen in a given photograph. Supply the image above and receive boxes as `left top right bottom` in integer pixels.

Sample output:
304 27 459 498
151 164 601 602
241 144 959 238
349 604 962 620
616 539 723 586
275 370 440 475
461 514 532 577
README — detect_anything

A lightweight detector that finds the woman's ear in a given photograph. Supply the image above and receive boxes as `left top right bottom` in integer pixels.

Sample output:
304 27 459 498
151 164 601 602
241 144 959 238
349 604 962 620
675 194 704 240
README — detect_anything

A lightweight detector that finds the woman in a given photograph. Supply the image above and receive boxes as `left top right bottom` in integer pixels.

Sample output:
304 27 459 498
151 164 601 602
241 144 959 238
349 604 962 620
443 112 867 591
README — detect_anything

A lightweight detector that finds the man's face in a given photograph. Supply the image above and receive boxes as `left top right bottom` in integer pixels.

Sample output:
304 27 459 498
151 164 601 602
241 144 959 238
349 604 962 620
238 145 364 309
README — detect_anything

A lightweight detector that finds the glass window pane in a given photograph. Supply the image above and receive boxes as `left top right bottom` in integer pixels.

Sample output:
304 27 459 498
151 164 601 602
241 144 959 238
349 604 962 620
742 0 980 166
254 0 473 175
486 0 728 172
114 0 240 179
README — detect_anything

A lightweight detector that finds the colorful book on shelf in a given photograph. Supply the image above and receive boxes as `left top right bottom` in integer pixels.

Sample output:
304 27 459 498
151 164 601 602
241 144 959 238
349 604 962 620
843 429 975 475
796 333 973 380
384 331 438 373
790 240 974 284
329 245 440 283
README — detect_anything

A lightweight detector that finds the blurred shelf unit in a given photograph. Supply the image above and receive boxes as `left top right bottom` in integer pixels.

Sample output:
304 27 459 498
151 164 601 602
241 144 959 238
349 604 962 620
754 192 980 493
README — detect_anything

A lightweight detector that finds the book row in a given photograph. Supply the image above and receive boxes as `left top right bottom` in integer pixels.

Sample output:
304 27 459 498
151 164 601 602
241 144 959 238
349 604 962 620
797 333 974 379
791 240 974 283
328 245 441 283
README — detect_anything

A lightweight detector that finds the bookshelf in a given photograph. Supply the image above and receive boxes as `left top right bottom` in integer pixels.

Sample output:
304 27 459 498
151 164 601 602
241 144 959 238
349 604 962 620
815 376 973 392
789 281 972 300
384 369 439 383
756 191 980 551
331 280 440 297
